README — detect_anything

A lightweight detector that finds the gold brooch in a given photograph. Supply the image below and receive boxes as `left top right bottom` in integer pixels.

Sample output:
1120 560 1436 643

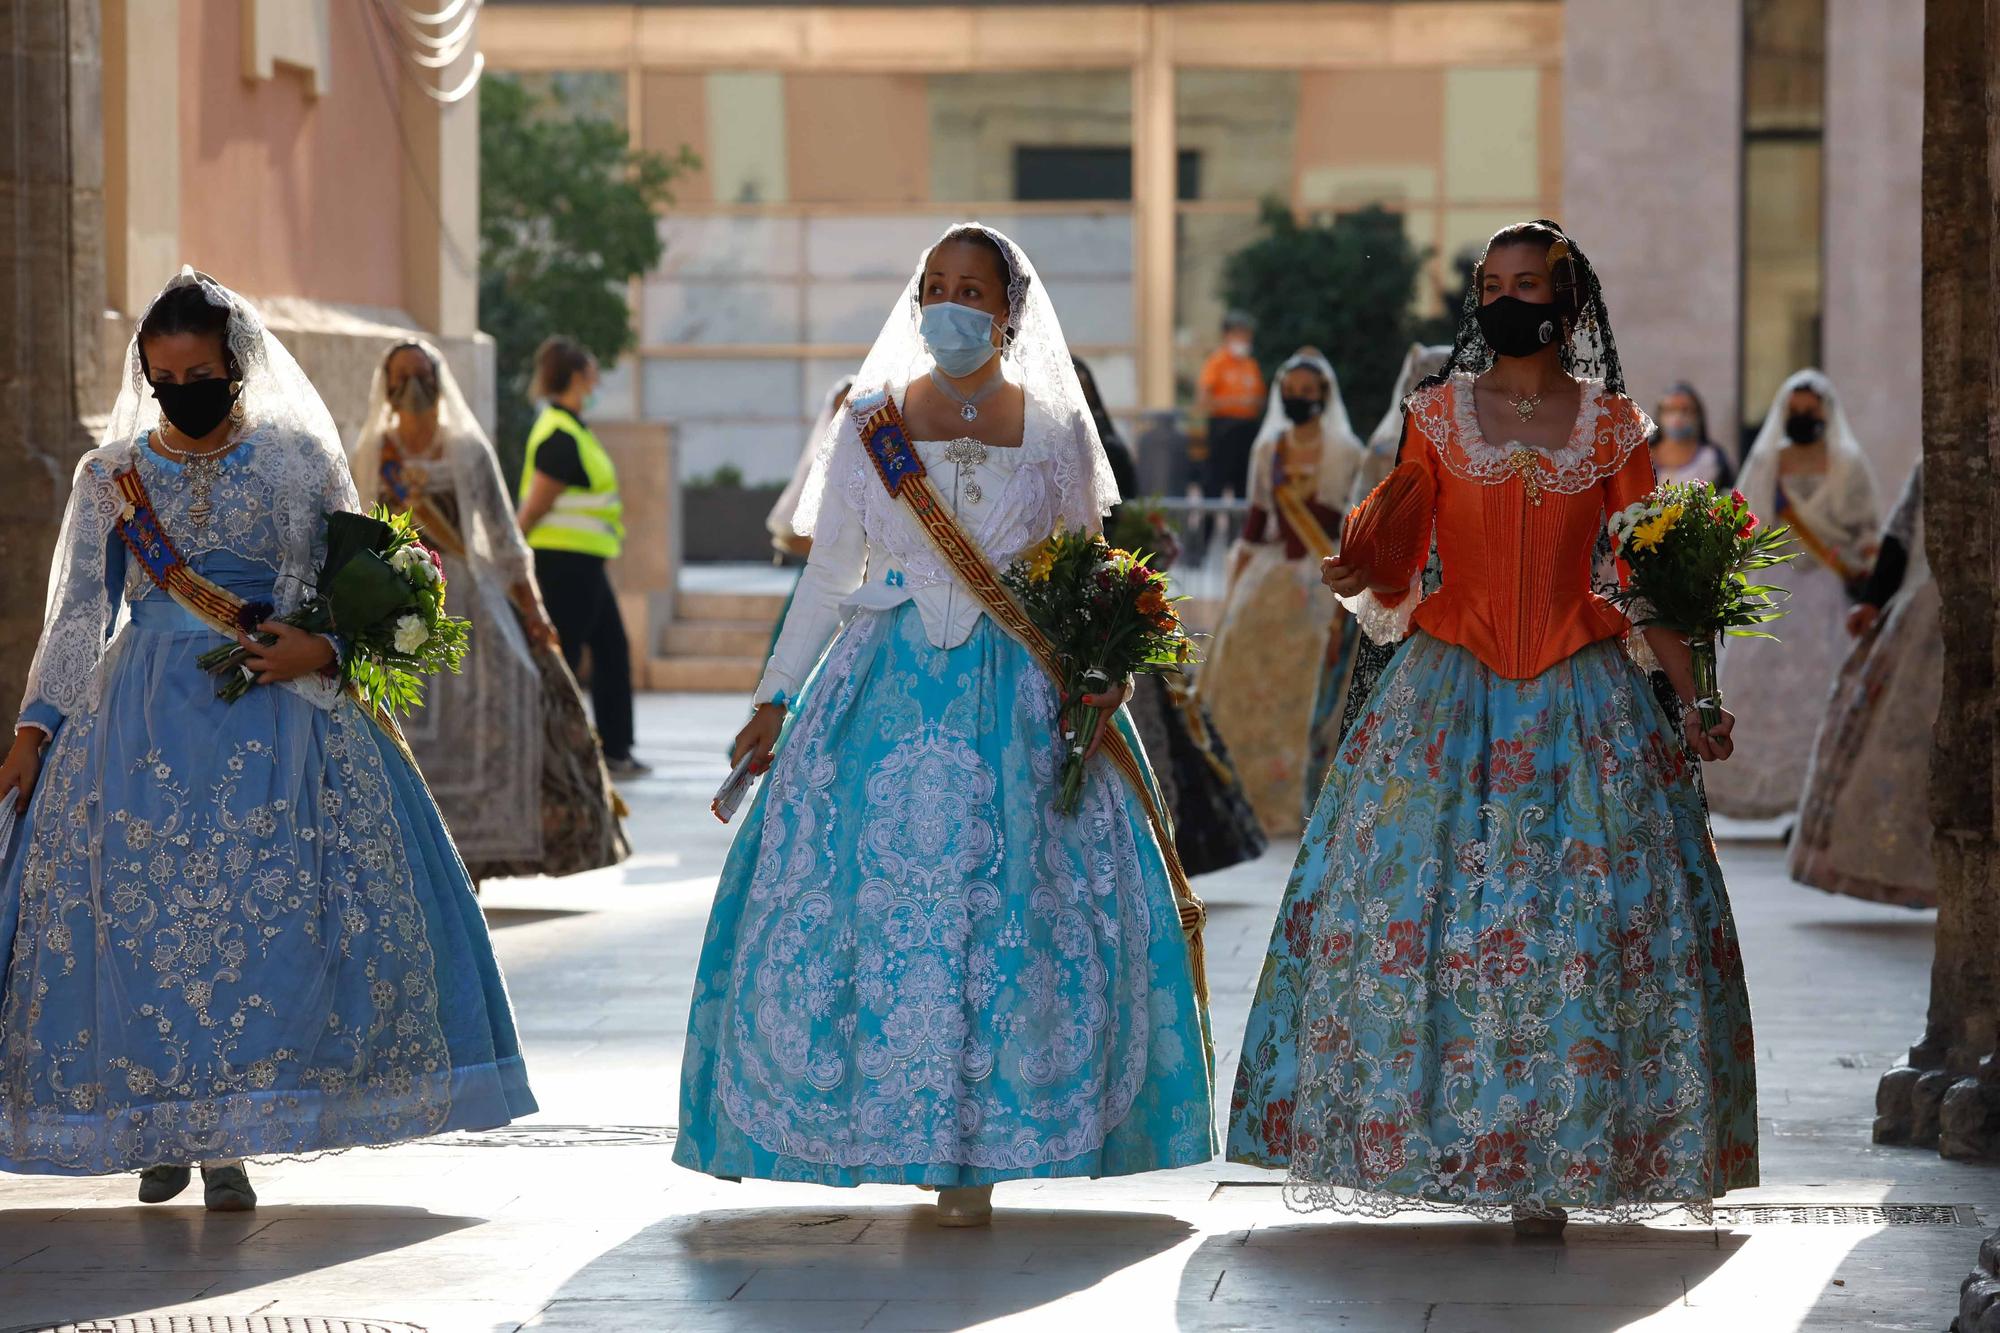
1508 448 1544 506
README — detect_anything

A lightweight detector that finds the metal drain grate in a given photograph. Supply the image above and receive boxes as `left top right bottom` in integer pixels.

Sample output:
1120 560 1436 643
1715 1203 1979 1227
423 1122 678 1149
2 1312 426 1320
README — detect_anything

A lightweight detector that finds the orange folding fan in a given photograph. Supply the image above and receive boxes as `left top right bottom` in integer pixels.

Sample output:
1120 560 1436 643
1340 460 1430 587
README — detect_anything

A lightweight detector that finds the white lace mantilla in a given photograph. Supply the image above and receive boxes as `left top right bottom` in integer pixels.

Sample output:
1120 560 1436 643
21 429 357 722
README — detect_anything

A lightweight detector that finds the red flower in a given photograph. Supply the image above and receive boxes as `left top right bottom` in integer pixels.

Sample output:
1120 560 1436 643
1441 1036 1476 1073
1356 1118 1408 1177
1343 713 1380 767
1568 1037 1619 1078
1709 924 1743 978
1476 926 1530 986
1282 898 1316 960
1260 1098 1294 1155
1423 729 1449 779
1379 920 1428 976
1472 1128 1530 1191
1717 1139 1756 1179
1487 738 1537 795
1318 929 1353 965
1736 512 1759 538
1307 1014 1348 1056
1437 950 1475 992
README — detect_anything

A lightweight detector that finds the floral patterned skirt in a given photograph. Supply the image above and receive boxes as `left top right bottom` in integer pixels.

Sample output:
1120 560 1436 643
674 603 1214 1187
1227 632 1758 1218
0 590 535 1174
1789 577 1941 908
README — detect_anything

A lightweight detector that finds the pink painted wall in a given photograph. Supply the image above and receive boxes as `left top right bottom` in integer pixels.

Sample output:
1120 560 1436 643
176 0 406 309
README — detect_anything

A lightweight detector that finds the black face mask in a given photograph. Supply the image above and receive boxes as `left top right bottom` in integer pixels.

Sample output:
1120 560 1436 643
152 377 238 439
1783 412 1826 444
1281 395 1324 425
1475 295 1562 360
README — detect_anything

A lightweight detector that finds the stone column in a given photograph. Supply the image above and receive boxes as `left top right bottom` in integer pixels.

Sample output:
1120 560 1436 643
1888 1 2000 1328
0 0 106 726
1560 0 1742 434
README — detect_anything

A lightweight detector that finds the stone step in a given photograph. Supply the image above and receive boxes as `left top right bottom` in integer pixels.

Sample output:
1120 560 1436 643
679 590 788 623
647 655 763 694
663 619 773 659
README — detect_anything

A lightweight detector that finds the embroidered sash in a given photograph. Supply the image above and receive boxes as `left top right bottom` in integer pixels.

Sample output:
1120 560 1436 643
1270 447 1338 560
112 460 413 761
1775 478 1859 582
379 439 469 560
850 390 1209 1002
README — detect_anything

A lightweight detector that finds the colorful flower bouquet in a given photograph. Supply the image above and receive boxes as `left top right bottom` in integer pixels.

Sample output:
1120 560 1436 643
1607 481 1796 730
196 506 470 712
1107 500 1184 571
1002 527 1196 814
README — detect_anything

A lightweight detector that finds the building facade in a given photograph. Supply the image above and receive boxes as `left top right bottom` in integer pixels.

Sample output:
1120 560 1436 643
98 0 487 438
485 0 1920 492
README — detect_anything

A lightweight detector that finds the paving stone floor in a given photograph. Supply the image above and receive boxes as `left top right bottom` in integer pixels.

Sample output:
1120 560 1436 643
0 694 1993 1333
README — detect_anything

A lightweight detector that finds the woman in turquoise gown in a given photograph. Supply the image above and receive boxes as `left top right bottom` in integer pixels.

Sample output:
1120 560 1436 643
0 270 534 1209
674 224 1213 1226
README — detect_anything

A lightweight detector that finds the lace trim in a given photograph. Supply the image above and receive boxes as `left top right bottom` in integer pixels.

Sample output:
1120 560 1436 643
1282 1181 1718 1225
1340 571 1422 647
1429 374 1641 496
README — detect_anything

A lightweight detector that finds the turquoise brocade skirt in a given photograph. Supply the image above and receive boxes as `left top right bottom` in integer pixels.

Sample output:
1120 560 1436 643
1228 632 1757 1218
675 603 1214 1186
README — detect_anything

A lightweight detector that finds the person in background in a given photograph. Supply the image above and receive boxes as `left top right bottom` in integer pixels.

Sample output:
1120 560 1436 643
1075 355 1267 877
768 376 856 563
516 336 649 780
1197 347 1365 836
1705 369 1880 823
1651 381 1735 487
351 340 629 881
1789 461 1938 908
1196 310 1266 552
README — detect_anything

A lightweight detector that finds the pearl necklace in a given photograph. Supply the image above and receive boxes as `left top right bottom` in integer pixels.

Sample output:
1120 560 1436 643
154 426 237 528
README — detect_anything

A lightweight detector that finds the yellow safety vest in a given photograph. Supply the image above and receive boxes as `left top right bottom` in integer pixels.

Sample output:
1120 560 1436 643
520 405 624 559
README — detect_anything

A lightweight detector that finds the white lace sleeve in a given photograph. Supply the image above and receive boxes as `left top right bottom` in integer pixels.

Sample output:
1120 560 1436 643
1340 572 1421 647
18 450 126 732
755 478 867 706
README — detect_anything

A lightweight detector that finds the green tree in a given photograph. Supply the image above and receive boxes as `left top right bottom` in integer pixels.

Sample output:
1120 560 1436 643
1220 201 1458 432
479 75 697 484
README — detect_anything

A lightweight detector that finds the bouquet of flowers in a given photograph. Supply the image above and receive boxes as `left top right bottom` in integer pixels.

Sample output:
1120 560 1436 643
1002 527 1196 814
197 506 470 713
1106 500 1184 571
1607 481 1796 730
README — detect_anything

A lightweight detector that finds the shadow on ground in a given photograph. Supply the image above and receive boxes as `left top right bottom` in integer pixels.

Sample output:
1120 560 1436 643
1173 1221 1749 1332
526 1205 1195 1330
0 1204 479 1331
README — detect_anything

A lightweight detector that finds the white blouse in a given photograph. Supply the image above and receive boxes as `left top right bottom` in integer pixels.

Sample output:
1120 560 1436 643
757 436 1049 705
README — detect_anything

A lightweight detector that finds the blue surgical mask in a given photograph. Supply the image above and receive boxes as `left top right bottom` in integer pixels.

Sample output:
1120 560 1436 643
920 302 1000 378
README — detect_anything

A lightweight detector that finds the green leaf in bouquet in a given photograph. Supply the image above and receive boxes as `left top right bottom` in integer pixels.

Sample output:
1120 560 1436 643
320 511 396 585
325 548 417 634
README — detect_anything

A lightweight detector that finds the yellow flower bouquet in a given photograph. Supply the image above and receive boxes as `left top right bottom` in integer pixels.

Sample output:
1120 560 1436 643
1608 481 1796 731
1002 527 1196 814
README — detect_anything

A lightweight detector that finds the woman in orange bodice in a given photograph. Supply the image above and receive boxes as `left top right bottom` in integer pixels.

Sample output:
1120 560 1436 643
1228 221 1758 1236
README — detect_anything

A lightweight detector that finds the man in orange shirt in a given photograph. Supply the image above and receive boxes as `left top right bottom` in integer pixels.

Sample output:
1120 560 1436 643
1197 311 1266 548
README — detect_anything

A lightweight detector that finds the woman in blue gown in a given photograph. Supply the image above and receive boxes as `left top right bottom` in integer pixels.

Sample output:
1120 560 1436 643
0 270 534 1210
673 225 1213 1226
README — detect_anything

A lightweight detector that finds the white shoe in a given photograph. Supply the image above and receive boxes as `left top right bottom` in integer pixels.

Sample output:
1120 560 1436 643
934 1185 993 1227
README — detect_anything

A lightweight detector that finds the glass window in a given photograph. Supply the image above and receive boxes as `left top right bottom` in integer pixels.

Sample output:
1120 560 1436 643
1740 0 1825 438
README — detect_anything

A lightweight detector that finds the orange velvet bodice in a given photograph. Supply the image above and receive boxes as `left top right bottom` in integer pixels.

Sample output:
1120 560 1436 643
1367 374 1657 681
